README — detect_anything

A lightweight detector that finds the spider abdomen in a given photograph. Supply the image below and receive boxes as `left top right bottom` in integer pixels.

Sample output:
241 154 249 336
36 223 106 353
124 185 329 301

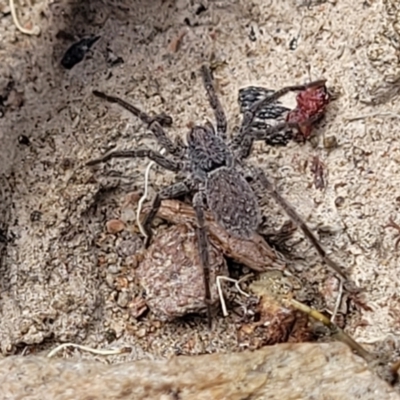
205 167 261 240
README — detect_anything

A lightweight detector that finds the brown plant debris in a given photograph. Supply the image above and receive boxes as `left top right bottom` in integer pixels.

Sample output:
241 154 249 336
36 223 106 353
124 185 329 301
143 199 286 272
136 223 228 320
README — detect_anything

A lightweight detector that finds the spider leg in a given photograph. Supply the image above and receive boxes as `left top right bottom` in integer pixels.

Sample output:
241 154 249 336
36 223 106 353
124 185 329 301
193 190 213 329
253 167 347 280
142 181 191 247
93 90 184 157
234 116 321 160
200 66 227 139
86 149 181 172
233 121 301 160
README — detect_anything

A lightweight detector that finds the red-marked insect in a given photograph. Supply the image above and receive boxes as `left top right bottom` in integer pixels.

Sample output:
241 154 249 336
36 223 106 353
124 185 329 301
239 80 331 144
287 82 331 141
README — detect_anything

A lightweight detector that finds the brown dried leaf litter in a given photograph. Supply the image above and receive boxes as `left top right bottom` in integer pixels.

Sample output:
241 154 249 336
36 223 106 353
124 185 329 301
143 199 285 272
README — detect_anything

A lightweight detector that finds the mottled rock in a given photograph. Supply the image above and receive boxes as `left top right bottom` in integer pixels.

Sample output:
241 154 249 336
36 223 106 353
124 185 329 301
137 224 228 320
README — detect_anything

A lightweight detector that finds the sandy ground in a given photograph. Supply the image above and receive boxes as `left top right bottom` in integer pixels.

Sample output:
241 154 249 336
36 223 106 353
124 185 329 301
1 0 400 377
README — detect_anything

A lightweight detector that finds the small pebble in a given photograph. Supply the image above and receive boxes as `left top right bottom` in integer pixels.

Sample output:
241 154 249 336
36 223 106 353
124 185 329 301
105 253 118 265
120 208 136 223
128 297 147 318
136 327 147 338
117 291 131 308
323 135 338 149
5 89 24 109
105 274 114 288
117 236 143 257
115 276 129 290
107 265 121 274
123 191 142 206
106 219 125 234
335 196 345 207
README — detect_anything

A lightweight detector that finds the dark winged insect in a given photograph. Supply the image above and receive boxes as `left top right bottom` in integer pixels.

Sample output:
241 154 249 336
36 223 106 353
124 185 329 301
61 36 100 69
87 66 347 328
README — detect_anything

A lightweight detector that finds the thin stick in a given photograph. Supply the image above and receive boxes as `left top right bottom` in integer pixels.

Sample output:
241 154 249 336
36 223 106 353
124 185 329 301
136 148 165 237
330 278 343 323
47 343 131 358
216 275 251 317
236 274 253 297
288 298 373 362
216 276 228 317
344 111 400 122
9 0 41 36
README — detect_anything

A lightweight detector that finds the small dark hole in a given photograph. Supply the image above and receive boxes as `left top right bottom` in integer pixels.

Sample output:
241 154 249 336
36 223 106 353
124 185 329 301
18 135 30 145
195 4 207 15
30 210 42 222
253 312 261 323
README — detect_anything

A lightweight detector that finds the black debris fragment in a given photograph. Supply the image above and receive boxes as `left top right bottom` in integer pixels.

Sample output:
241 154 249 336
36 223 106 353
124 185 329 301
0 229 7 243
106 47 124 67
18 135 30 146
61 36 100 69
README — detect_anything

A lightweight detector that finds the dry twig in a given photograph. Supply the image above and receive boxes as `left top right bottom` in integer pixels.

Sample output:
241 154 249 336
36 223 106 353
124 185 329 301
9 0 41 36
217 275 251 317
47 343 131 358
142 199 286 272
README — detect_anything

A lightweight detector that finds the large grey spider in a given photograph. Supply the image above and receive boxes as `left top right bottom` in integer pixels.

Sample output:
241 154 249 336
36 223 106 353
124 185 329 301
87 66 347 328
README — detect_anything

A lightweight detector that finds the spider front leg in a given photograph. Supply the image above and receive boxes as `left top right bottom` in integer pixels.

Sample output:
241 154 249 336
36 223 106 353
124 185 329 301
142 181 191 247
86 148 181 172
233 114 322 160
233 120 301 160
252 167 348 281
193 190 213 329
200 66 227 139
93 90 185 157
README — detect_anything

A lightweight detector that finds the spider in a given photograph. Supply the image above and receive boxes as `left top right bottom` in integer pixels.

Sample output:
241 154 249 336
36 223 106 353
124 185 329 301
87 66 347 328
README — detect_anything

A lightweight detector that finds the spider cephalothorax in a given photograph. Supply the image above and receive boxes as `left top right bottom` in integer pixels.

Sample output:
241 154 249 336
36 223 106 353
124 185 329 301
87 66 346 328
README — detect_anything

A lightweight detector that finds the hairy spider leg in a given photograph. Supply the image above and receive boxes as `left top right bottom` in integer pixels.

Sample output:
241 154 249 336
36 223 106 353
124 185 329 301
253 167 347 280
235 113 322 161
193 190 213 329
141 181 191 247
234 121 301 160
92 90 185 157
200 66 228 140
86 149 191 248
86 149 181 171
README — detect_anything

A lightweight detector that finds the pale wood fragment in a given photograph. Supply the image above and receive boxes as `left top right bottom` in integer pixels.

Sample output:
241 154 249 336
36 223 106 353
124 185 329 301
1 342 399 400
